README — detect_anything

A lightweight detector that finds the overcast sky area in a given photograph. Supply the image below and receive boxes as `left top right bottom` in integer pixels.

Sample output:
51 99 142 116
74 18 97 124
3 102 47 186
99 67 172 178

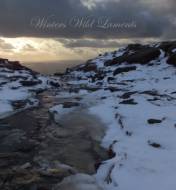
0 0 176 67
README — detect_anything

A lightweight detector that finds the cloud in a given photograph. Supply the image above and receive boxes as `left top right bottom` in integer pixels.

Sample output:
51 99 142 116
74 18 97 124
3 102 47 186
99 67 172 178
0 39 14 52
22 44 36 51
0 0 175 40
59 38 134 48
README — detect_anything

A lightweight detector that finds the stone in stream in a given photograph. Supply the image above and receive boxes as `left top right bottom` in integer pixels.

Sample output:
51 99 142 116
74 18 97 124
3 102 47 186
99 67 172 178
11 100 27 110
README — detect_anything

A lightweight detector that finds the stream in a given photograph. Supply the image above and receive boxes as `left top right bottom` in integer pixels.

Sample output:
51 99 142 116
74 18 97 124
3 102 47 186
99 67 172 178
0 90 108 190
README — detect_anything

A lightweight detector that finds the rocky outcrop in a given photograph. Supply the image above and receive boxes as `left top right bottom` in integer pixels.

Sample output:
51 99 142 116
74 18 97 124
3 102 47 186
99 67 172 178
105 46 160 66
0 58 34 72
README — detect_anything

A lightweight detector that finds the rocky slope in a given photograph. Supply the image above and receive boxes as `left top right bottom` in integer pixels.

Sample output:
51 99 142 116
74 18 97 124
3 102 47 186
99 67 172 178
55 41 176 190
0 58 48 118
1 41 176 190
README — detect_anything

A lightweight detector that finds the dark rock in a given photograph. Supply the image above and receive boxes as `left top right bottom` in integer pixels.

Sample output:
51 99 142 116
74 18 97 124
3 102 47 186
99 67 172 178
20 80 42 87
148 141 161 148
101 96 107 100
121 91 137 99
49 81 60 88
140 90 158 96
108 148 116 159
105 87 119 92
147 97 160 102
82 86 101 92
91 72 105 82
126 131 133 136
105 47 160 66
159 41 176 54
167 53 176 66
79 62 97 72
11 100 27 110
127 43 146 51
107 77 115 82
107 141 117 159
54 72 64 77
113 66 137 75
62 102 80 108
147 119 162 124
119 99 138 105
94 159 102 171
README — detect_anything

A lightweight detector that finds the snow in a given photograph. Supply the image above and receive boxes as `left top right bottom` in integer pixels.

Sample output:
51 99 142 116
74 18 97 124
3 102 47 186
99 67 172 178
54 174 102 190
1 44 176 189
49 104 75 122
0 101 13 118
0 63 48 118
61 47 176 190
172 48 176 53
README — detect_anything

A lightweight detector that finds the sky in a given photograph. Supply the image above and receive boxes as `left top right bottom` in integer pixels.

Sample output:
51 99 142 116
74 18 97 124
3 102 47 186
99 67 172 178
0 0 176 68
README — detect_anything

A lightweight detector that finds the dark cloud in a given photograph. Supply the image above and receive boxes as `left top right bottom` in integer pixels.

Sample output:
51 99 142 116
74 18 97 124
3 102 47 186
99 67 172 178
0 0 175 40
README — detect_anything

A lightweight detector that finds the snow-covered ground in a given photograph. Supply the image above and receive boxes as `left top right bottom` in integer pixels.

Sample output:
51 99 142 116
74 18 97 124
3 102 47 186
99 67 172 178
0 59 49 118
1 42 176 190
53 43 176 190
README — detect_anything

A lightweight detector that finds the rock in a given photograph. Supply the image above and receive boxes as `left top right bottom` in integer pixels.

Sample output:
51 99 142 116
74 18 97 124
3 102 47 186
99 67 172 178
140 90 158 96
113 66 137 75
62 102 80 108
148 141 161 148
91 71 105 82
121 91 137 99
79 62 97 72
105 87 119 92
49 81 60 88
107 77 115 83
11 100 27 110
147 119 162 124
105 47 160 66
20 80 42 87
167 53 176 66
126 131 133 136
119 99 138 105
159 41 176 54
101 96 107 100
108 148 116 159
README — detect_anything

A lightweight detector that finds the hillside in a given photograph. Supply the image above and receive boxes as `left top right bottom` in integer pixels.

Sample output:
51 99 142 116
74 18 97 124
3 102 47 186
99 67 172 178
1 41 176 190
